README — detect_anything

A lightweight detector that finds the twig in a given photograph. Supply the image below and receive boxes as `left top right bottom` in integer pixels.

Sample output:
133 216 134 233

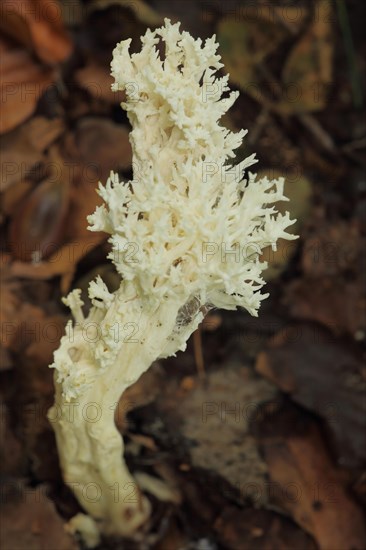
193 326 205 381
341 137 366 153
248 108 270 146
299 113 335 153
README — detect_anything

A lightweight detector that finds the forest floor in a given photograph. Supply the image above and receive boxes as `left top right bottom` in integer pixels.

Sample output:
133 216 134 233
0 1 365 549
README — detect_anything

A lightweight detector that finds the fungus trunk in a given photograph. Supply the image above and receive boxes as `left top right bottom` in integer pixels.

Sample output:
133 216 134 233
49 288 203 544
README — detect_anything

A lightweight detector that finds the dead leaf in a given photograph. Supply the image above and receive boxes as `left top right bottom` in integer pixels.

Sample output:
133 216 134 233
215 507 317 550
284 277 366 337
1 179 33 217
0 259 48 352
256 409 366 550
0 39 56 134
256 323 366 467
0 480 78 550
19 314 66 481
280 0 334 113
0 398 25 475
8 175 69 262
11 234 105 293
0 116 64 189
75 59 126 104
74 117 132 175
283 220 366 335
4 117 130 288
0 0 72 134
301 220 362 278
0 345 13 371
25 314 66 370
61 118 131 241
0 265 21 351
1 0 73 64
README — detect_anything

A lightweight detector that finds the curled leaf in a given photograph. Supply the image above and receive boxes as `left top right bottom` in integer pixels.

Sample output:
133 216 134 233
0 39 56 134
0 117 64 189
1 0 73 64
8 177 69 262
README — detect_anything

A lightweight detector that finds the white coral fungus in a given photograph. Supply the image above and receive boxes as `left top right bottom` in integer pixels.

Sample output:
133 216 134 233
49 18 296 546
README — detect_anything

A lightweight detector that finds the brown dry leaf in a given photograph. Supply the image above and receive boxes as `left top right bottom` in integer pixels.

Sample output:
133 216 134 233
257 415 366 550
0 39 56 134
1 0 73 64
1 179 33 217
0 398 25 475
215 507 316 550
19 314 66 481
11 234 105 293
8 175 70 262
25 314 66 371
0 345 12 371
73 117 132 176
0 259 46 352
301 220 362 278
0 262 65 481
0 0 72 134
6 144 71 263
280 0 334 113
75 59 126 103
0 292 55 372
61 118 131 240
60 118 132 188
5 118 130 289
283 220 366 335
284 277 366 337
256 323 366 467
0 116 64 189
0 263 21 351
45 142 99 244
0 480 77 550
